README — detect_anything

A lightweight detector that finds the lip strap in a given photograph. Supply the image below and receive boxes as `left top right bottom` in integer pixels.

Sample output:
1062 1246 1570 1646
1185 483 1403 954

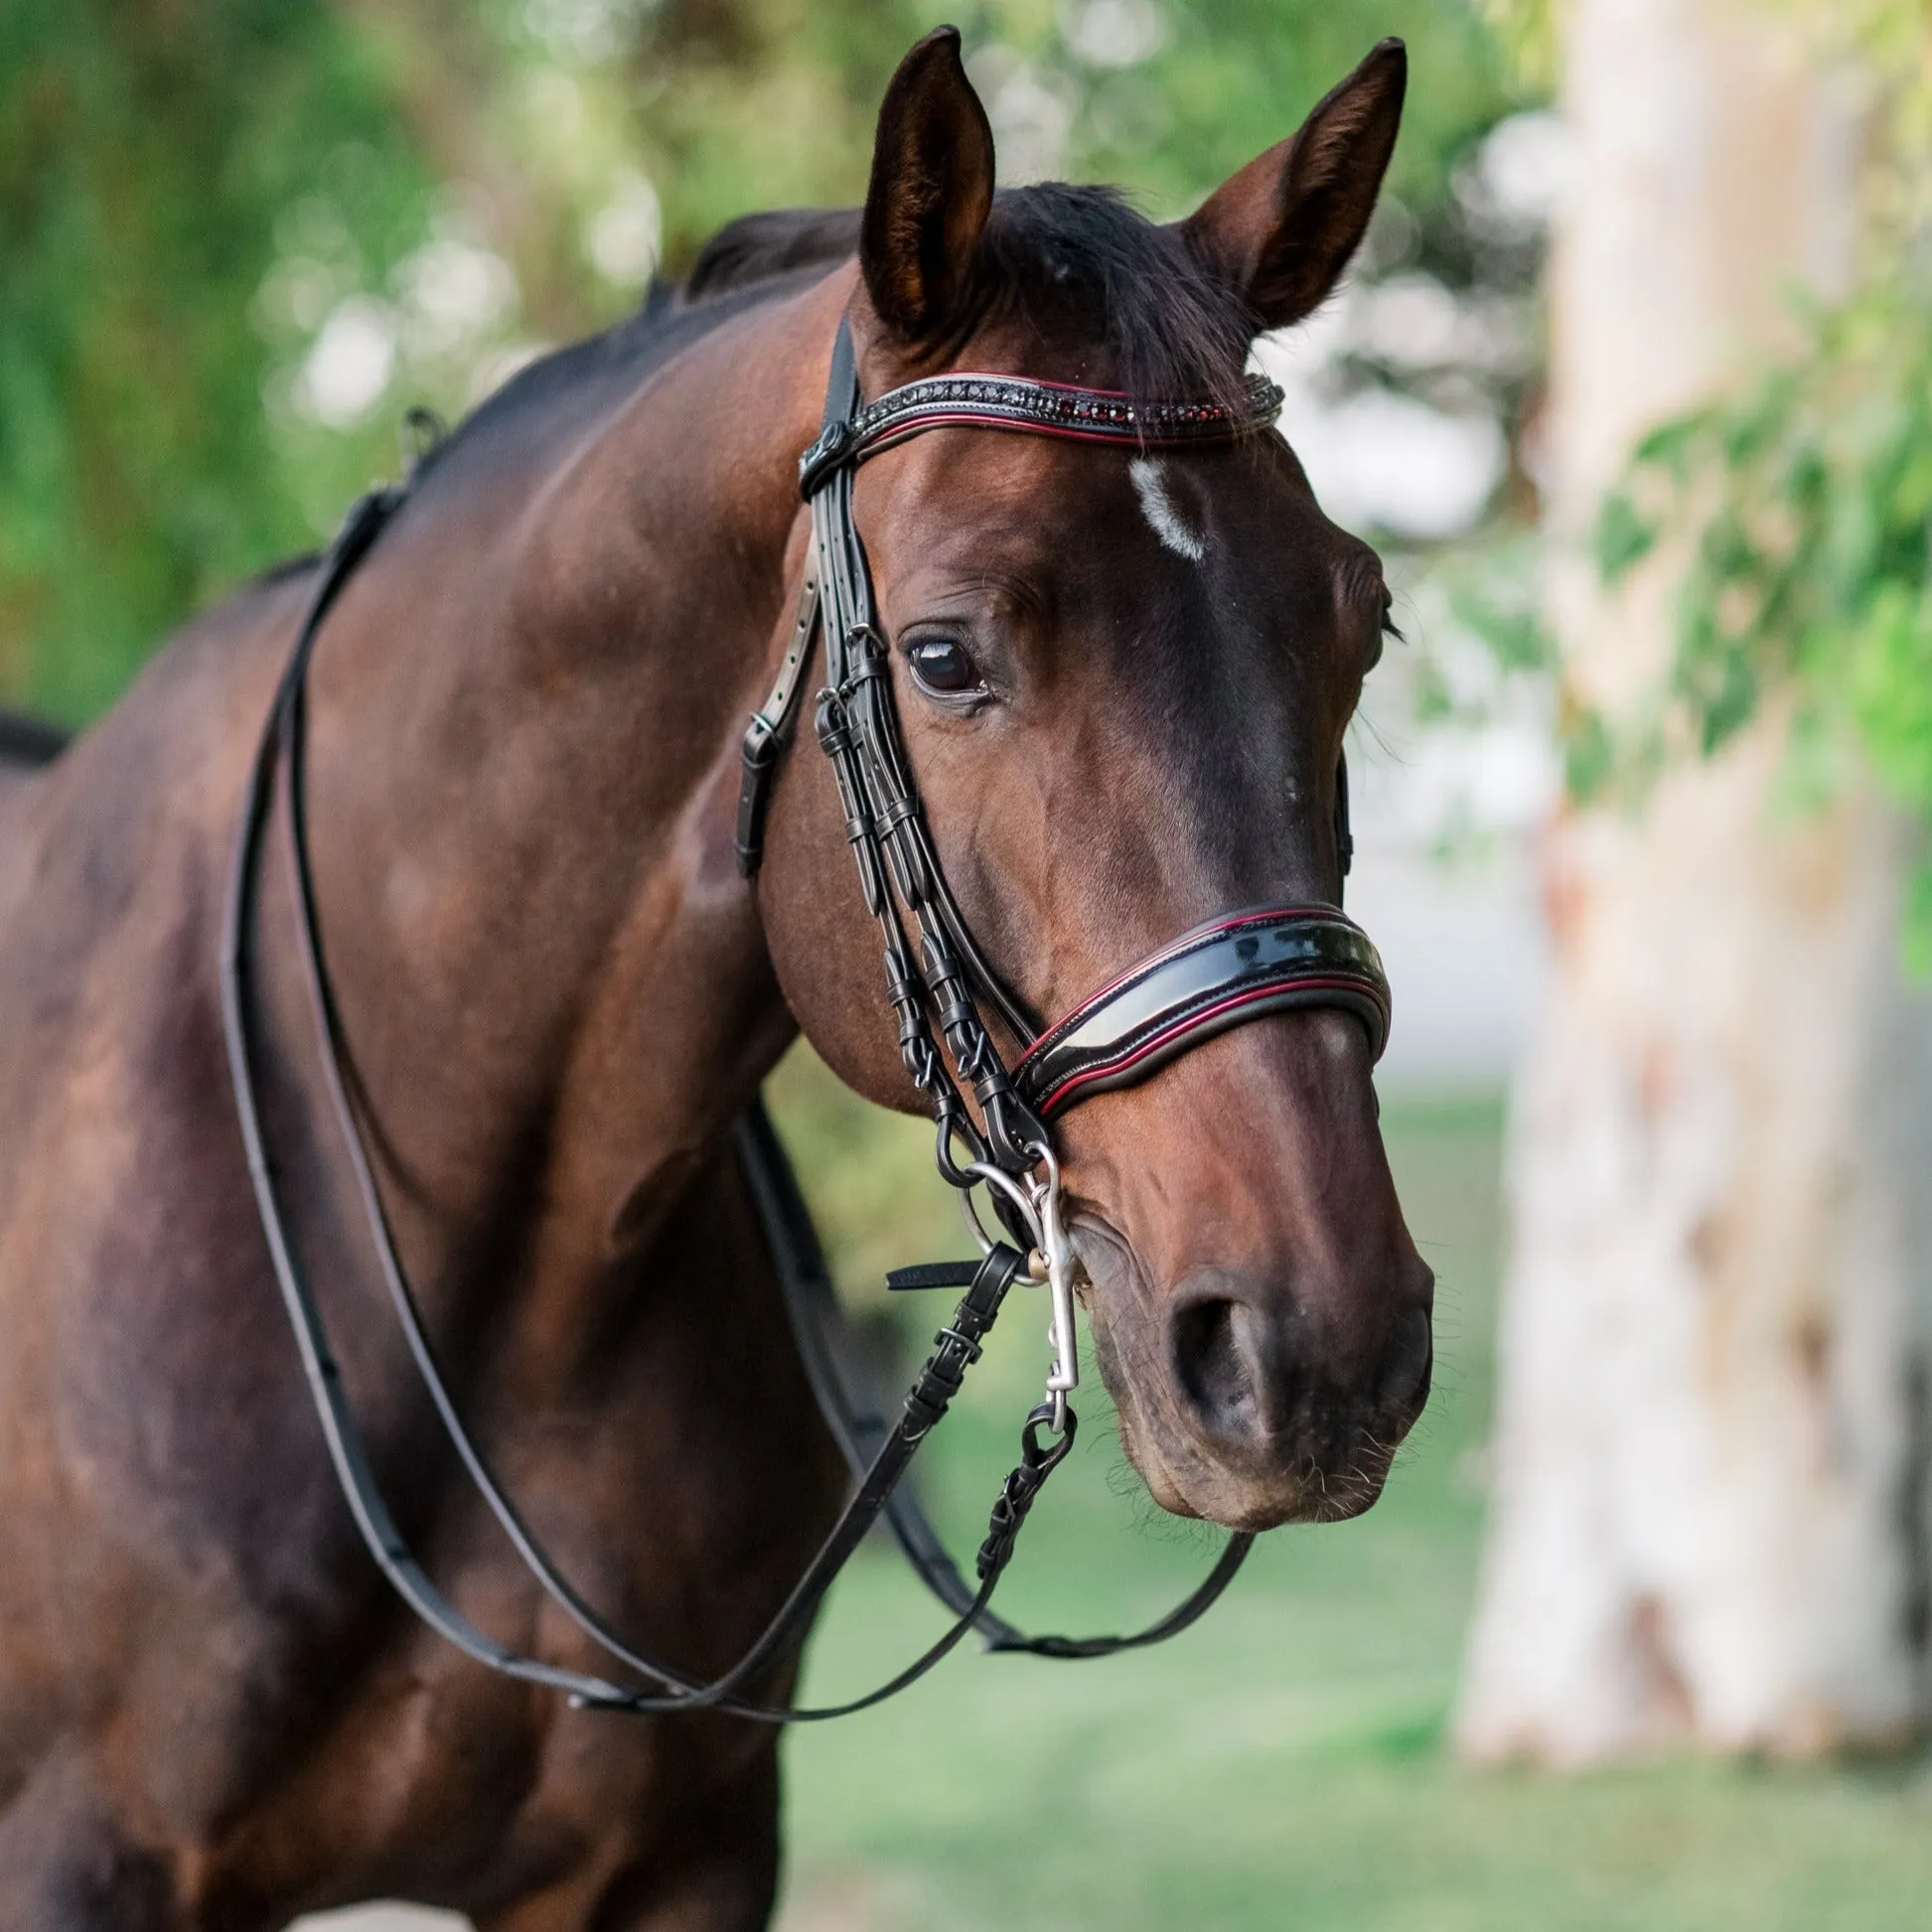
1016 907 1390 1119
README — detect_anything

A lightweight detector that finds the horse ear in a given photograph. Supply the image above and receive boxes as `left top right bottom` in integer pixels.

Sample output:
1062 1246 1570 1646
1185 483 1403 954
1181 39 1406 332
860 26 995 341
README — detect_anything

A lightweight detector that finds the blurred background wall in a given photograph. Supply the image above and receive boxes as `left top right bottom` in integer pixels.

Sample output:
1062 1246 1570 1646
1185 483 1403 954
9 2 1932 1928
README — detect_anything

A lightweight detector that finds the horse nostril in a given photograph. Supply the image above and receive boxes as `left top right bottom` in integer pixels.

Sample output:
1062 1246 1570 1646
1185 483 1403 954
1171 1295 1262 1438
1378 1305 1433 1414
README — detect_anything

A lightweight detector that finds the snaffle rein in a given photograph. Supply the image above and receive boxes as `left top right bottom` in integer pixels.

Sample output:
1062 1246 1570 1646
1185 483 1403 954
220 316 1392 1722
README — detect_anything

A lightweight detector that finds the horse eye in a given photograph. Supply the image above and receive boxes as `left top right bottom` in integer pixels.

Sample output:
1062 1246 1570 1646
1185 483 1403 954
907 635 984 699
1365 588 1400 671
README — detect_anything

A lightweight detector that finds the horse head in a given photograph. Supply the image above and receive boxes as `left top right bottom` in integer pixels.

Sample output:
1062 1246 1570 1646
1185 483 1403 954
761 30 1433 1533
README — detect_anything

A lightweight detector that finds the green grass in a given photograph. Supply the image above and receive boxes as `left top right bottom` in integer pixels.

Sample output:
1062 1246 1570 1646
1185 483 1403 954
764 1054 1932 1931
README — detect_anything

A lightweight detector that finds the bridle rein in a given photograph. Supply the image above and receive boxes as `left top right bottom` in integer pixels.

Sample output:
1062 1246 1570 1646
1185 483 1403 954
221 313 1393 1724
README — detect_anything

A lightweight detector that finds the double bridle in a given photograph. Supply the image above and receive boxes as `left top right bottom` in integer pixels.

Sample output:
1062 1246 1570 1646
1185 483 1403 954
222 315 1392 1723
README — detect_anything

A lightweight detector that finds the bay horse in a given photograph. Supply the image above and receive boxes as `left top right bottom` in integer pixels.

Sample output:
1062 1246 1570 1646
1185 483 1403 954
0 28 1430 1929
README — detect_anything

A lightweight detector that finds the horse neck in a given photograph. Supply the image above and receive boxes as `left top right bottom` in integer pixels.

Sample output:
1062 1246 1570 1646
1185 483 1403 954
291 271 848 1373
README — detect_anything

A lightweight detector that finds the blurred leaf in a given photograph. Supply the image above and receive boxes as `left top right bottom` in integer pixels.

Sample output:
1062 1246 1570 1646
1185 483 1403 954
1589 263 1932 966
1560 698 1612 803
1449 575 1553 673
1594 491 1656 582
1631 412 1704 474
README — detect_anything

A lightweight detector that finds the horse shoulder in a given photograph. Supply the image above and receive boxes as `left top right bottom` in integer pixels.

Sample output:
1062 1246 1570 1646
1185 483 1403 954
0 567 333 1629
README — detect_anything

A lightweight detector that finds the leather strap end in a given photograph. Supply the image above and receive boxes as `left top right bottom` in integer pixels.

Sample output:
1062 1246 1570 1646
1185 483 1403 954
734 713 779 878
886 1260 983 1292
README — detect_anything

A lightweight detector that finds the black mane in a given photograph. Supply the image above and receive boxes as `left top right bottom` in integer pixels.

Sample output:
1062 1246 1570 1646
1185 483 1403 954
413 183 1251 494
685 208 864 300
688 185 1252 407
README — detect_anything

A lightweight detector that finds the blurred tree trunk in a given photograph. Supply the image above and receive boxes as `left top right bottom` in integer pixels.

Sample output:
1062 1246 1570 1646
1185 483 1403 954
1457 0 1932 1762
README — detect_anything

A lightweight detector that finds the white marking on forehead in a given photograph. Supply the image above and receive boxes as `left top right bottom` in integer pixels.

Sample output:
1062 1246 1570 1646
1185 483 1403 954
1128 457 1205 563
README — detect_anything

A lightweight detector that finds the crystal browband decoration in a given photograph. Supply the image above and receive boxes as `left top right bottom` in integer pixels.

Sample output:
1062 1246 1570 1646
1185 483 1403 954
853 371 1285 441
800 368 1285 493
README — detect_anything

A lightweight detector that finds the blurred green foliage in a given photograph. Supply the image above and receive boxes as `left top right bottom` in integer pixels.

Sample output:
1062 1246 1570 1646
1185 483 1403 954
0 0 435 717
1 0 1526 725
624 0 1518 260
1459 0 1932 961
1593 286 1932 964
1580 0 1932 965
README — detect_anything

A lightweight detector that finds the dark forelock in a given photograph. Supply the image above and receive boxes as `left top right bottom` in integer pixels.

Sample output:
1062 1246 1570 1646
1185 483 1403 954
683 184 1253 408
978 185 1252 408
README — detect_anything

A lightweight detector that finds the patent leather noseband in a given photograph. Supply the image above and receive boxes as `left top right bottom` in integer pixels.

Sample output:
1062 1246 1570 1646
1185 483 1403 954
1016 907 1390 1118
223 313 1392 1728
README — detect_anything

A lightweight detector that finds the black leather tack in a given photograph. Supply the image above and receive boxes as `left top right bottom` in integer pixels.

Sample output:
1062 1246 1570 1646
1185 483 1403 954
887 1261 983 1292
227 307 1329 1730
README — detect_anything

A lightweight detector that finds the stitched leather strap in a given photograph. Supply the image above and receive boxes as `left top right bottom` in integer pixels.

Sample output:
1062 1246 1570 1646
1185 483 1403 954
734 568 820 876
1016 907 1390 1118
223 493 1085 1725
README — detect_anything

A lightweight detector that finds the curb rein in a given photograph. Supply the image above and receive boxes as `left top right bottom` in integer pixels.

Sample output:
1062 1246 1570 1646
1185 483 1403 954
222 318 1393 1723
